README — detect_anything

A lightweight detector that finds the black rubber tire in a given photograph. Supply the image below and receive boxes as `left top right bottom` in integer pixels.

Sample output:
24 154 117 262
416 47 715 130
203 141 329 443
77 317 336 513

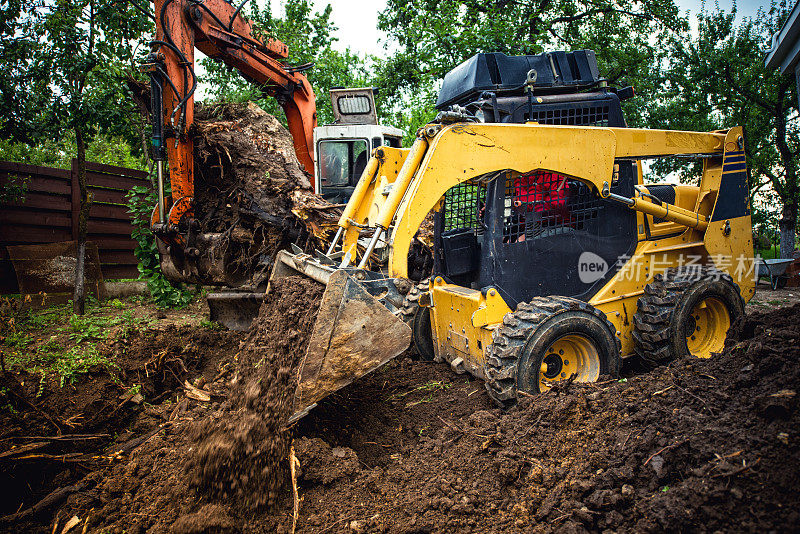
411 306 435 361
398 280 428 323
484 296 621 407
632 266 744 365
398 279 435 360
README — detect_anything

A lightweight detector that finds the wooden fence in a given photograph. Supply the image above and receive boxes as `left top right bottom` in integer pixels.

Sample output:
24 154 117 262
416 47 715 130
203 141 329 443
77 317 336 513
0 160 149 293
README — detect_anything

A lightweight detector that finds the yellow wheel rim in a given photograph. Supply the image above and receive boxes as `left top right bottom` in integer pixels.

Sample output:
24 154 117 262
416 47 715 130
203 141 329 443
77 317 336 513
538 334 601 390
686 297 730 359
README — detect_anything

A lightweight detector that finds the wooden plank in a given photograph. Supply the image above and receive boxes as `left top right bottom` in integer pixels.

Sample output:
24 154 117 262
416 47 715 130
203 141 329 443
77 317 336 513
88 203 131 221
87 219 134 236
98 250 138 264
101 264 140 280
86 171 149 191
0 162 70 179
0 225 72 243
13 191 71 212
91 188 130 204
85 160 148 179
85 236 137 250
0 208 72 228
19 176 71 195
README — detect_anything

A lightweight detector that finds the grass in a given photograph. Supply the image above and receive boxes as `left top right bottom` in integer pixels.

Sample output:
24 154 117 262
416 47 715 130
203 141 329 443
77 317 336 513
756 245 780 260
5 343 119 393
389 380 452 407
200 319 224 331
1 297 155 390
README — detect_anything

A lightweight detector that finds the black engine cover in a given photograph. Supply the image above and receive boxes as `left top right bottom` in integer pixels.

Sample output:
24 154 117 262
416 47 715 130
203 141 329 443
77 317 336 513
436 50 601 110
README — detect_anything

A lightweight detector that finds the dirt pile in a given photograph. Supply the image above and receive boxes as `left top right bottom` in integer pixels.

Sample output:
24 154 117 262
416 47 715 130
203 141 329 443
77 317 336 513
186 276 324 510
285 304 800 533
7 303 800 533
0 323 243 532
19 277 325 534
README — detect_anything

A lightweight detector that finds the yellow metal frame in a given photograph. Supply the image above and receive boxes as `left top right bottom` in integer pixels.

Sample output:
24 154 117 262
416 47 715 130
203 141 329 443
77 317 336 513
338 146 410 262
334 122 753 370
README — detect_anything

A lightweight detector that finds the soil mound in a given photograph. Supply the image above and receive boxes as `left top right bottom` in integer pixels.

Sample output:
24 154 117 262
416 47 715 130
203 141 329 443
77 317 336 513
0 323 243 533
286 304 800 533
186 275 324 510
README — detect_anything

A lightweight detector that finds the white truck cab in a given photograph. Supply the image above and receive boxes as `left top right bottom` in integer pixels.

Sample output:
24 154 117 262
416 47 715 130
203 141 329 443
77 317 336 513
313 88 404 204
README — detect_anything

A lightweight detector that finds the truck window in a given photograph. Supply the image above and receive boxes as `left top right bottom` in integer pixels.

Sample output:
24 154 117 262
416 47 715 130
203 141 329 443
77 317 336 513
318 139 369 203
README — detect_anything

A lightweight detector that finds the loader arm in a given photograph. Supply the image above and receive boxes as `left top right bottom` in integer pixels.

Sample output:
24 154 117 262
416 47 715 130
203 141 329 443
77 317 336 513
148 0 316 236
333 123 730 279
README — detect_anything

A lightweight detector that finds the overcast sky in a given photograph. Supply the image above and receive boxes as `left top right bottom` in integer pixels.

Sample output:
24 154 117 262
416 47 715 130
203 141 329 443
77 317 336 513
267 0 772 56
196 0 775 97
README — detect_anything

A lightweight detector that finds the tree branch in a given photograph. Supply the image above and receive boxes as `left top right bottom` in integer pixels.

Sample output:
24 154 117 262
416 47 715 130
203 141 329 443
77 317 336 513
721 65 777 112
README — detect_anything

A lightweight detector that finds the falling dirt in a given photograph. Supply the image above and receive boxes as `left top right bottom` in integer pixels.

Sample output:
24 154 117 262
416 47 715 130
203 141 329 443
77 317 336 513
186 276 324 511
3 303 799 533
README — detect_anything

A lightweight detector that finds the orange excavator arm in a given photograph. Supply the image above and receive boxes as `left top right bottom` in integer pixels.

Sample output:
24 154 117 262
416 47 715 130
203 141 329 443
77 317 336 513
147 0 316 236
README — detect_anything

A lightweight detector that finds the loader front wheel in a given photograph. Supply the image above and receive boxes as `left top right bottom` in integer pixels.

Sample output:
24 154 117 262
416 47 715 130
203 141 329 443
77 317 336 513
411 307 435 361
400 280 435 361
484 297 621 407
632 267 744 365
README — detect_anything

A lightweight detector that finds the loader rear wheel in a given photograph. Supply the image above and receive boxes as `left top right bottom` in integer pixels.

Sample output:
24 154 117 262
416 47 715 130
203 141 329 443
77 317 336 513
632 267 744 365
484 296 621 407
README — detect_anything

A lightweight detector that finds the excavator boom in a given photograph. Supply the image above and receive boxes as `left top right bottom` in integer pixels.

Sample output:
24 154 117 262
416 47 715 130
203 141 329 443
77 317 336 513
148 0 317 235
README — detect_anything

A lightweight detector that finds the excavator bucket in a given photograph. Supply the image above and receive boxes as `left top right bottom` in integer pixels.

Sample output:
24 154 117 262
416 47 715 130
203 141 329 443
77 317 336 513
270 251 412 422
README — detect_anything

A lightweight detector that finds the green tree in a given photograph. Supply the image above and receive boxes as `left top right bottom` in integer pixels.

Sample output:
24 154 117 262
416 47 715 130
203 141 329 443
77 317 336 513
0 135 146 170
0 1 52 144
375 0 686 129
201 0 371 125
30 0 149 313
650 7 798 258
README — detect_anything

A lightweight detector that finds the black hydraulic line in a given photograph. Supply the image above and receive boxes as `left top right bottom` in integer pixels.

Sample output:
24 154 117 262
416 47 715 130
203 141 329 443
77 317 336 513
150 39 193 130
155 0 197 134
155 66 181 100
189 0 229 31
169 62 197 131
149 38 184 58
227 0 250 30
159 0 179 52
285 62 314 73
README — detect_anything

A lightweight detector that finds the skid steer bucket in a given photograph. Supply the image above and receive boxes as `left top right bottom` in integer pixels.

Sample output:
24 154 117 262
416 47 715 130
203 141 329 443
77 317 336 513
270 251 412 422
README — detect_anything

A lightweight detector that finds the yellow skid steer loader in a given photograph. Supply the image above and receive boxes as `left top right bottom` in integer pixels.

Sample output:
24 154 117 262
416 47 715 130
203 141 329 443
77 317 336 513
273 50 754 421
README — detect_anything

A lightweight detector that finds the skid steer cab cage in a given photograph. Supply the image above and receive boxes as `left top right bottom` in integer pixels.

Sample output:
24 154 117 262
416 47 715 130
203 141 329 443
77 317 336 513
326 122 736 280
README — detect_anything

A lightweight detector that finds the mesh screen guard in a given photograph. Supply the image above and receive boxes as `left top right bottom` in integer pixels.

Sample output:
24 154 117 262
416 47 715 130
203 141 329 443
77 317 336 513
503 171 603 242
